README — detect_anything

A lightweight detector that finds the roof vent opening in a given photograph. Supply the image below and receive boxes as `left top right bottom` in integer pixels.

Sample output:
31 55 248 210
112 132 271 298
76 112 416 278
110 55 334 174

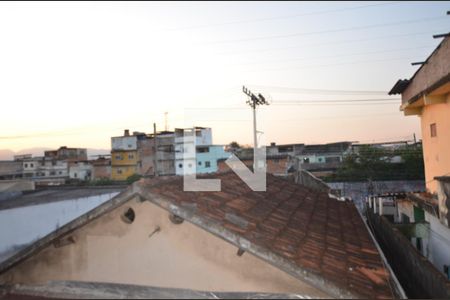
121 207 135 224
169 214 184 225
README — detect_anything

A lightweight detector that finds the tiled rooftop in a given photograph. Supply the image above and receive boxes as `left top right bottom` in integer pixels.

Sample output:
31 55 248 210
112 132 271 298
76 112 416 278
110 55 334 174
138 172 395 299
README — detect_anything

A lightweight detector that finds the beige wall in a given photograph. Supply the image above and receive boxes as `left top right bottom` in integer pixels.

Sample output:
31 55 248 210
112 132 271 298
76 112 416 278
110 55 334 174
0 196 327 297
402 37 450 104
420 98 450 193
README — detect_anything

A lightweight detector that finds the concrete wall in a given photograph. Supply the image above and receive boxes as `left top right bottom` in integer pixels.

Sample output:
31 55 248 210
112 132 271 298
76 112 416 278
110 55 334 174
69 163 92 181
402 37 450 104
420 99 450 193
0 192 118 264
0 197 327 298
425 211 450 277
111 136 137 151
294 170 330 193
0 180 34 193
367 209 450 298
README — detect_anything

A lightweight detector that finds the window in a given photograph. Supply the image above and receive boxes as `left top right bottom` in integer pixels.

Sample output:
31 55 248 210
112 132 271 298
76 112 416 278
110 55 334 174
115 155 122 160
178 163 183 168
52 161 56 166
74 173 77 178
197 147 209 153
198 161 202 166
121 208 135 224
128 154 134 159
30 163 34 168
430 123 437 137
303 157 310 163
50 171 56 176
117 169 122 174
24 164 28 168
205 161 211 168
59 171 62 175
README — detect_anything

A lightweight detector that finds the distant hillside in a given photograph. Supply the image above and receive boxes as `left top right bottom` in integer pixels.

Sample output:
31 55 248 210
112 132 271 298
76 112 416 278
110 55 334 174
0 148 110 161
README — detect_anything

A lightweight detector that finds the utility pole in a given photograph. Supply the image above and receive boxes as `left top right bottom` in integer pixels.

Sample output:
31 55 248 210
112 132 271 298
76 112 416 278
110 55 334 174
153 123 158 177
242 86 269 170
413 133 417 144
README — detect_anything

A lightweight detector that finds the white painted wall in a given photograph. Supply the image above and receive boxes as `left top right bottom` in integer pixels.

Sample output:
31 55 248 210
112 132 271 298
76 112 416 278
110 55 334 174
0 192 119 263
425 211 450 276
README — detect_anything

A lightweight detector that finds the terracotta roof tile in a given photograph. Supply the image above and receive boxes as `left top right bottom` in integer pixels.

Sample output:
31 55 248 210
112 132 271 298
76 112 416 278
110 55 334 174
138 172 395 298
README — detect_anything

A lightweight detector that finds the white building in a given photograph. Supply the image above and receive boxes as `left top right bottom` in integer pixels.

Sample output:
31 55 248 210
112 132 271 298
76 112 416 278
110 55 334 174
69 161 93 181
174 127 212 175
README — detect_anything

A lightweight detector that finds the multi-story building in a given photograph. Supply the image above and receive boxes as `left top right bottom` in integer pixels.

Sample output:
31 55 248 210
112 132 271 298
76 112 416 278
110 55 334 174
22 157 68 185
174 127 213 175
111 130 139 181
90 156 112 180
44 146 87 162
137 131 176 176
196 145 230 174
69 161 93 181
379 34 450 283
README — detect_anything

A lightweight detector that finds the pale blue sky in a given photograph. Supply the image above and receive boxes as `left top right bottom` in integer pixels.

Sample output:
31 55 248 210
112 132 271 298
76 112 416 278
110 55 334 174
0 1 449 151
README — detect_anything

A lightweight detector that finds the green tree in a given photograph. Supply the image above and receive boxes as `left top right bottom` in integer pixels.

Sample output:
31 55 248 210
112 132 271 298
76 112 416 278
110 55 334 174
126 174 142 185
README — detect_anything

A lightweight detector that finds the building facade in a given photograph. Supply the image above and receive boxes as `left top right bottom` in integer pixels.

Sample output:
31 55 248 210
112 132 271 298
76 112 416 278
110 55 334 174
174 127 212 175
69 161 93 181
44 146 87 162
111 130 139 181
22 157 68 185
389 35 450 194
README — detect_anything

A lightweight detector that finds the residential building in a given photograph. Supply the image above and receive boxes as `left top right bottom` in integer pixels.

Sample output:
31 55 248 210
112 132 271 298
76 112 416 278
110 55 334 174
69 161 93 181
366 193 450 297
0 161 23 180
44 146 87 162
111 130 139 181
289 142 352 177
22 157 68 186
0 173 403 298
389 35 450 195
196 145 230 173
90 156 111 180
266 142 305 157
136 131 176 177
174 127 213 175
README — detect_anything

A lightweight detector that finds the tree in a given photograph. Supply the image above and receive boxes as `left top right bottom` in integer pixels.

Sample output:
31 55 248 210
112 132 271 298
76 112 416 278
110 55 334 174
326 144 425 182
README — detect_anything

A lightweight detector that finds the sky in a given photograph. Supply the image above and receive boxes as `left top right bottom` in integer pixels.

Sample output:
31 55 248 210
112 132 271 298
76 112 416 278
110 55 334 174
0 1 449 153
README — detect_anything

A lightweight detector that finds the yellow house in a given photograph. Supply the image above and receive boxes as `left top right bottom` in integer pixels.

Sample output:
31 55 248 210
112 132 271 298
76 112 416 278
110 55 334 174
389 35 450 195
111 129 140 181
111 150 138 181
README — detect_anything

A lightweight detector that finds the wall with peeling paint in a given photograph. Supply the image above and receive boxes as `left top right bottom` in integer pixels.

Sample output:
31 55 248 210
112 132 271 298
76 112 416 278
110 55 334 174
0 196 327 297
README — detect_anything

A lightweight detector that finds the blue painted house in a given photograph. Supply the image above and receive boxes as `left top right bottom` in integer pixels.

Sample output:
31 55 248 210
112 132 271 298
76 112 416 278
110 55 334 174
196 145 230 174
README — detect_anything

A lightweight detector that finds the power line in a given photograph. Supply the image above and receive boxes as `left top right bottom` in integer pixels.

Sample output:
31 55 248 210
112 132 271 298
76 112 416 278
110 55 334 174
242 56 419 72
162 1 403 31
232 45 435 66
217 28 448 55
273 98 400 103
247 85 388 95
203 15 448 44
